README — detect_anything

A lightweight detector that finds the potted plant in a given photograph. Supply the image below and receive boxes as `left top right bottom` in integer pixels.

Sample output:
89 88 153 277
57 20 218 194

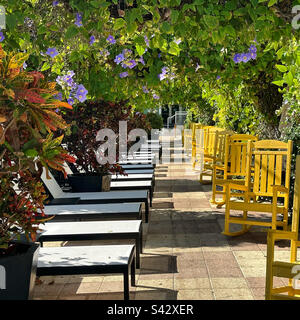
0 46 74 299
145 112 163 139
62 100 131 192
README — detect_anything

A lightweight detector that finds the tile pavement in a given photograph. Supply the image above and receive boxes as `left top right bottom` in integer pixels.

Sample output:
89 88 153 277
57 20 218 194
33 138 292 300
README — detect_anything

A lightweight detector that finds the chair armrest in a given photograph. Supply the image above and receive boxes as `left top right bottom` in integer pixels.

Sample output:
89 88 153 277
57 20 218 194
271 185 289 194
213 164 225 171
229 183 248 191
223 181 249 191
268 229 298 241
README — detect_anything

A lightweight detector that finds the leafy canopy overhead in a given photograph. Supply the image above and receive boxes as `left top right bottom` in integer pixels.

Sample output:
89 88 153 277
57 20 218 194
1 0 299 119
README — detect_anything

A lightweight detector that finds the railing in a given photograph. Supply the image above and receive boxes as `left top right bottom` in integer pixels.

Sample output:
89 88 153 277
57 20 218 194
167 111 187 128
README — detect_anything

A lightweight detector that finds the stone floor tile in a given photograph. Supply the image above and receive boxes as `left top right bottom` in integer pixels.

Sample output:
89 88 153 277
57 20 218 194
177 289 214 300
211 277 248 289
214 288 254 300
174 278 211 290
240 266 266 278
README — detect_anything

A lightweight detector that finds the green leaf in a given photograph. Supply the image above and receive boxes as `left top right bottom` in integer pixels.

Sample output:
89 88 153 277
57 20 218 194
136 44 145 56
161 21 172 33
41 61 51 71
168 42 181 56
171 10 179 24
65 25 79 39
203 15 219 30
272 80 285 87
284 71 294 87
127 22 137 34
113 18 126 30
268 0 277 7
224 25 236 37
275 64 288 72
24 149 38 158
6 14 17 30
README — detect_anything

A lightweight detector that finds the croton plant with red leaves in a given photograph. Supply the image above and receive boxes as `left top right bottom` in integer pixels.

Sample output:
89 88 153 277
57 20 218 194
0 46 75 252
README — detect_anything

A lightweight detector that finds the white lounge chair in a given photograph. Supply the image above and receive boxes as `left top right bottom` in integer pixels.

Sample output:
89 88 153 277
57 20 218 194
41 170 150 222
43 202 142 221
37 220 143 268
37 244 136 300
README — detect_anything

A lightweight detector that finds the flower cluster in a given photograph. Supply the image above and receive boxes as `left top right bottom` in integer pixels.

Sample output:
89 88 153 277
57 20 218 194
233 45 257 64
158 66 175 81
56 71 88 104
141 85 159 100
75 13 83 27
142 86 149 93
89 35 95 45
100 49 110 58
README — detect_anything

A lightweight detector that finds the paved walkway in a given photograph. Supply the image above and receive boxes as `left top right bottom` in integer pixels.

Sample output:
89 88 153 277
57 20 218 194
33 136 292 300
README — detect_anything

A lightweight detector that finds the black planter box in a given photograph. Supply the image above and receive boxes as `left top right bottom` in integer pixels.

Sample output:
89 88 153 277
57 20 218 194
0 241 40 300
67 174 111 192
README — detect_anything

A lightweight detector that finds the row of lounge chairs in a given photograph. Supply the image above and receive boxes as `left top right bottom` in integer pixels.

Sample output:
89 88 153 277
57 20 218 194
33 142 161 300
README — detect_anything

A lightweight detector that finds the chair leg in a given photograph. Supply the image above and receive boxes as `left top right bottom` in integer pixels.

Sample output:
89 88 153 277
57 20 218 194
223 203 251 236
135 238 140 269
123 271 129 300
265 232 275 300
223 191 231 235
131 256 136 287
145 200 149 223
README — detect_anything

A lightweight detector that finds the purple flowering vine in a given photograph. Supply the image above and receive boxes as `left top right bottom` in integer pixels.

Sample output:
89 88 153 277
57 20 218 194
144 35 150 47
75 84 88 102
107 35 116 44
124 60 137 69
139 56 145 66
114 53 125 64
67 97 75 105
0 32 4 42
75 13 83 27
89 35 95 45
100 49 110 58
46 47 59 58
142 86 149 93
53 92 63 101
233 45 257 64
119 72 129 78
158 66 175 81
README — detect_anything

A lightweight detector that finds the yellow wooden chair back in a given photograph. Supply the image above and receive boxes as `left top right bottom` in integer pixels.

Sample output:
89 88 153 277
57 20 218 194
193 125 205 170
227 134 258 176
210 134 258 207
199 129 232 183
248 140 293 200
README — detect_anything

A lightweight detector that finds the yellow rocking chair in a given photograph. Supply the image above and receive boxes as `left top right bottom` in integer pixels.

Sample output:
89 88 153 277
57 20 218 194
223 139 293 236
200 128 233 184
211 134 258 208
